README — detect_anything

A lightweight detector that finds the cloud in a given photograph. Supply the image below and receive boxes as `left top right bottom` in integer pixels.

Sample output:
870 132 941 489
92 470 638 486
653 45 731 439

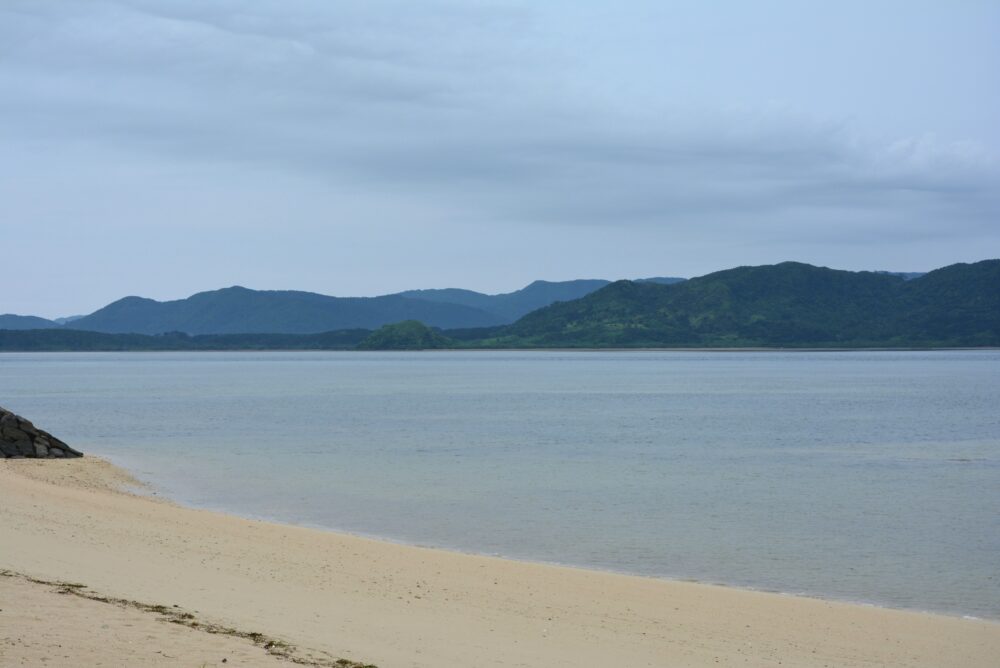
0 0 998 316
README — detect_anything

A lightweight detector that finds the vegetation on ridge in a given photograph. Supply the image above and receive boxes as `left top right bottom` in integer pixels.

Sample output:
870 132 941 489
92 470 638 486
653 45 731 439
356 321 454 350
481 260 999 348
67 286 502 335
1 261 996 350
0 329 369 352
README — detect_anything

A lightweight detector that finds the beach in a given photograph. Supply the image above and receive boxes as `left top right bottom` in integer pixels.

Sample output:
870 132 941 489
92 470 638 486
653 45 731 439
1 457 997 667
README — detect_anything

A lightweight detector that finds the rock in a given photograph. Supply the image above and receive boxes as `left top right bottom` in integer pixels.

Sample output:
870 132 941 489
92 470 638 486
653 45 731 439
2 426 28 441
17 419 38 436
14 438 35 457
0 406 83 459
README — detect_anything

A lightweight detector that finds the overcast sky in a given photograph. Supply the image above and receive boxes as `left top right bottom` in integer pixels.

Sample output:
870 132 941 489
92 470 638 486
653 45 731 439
2 1 998 317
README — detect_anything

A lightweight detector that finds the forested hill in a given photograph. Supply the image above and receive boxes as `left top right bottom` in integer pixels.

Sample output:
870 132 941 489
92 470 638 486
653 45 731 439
397 277 686 323
68 286 503 334
2 261 994 350
490 260 1000 348
397 279 613 323
35 278 686 335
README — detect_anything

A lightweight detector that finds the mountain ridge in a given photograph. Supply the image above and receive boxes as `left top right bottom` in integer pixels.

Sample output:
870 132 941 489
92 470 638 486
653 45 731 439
1 265 969 343
490 260 997 348
68 285 504 335
0 314 60 330
7 277 687 335
397 279 623 322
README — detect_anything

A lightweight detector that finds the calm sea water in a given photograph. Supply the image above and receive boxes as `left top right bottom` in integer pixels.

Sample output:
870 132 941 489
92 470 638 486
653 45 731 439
1 351 998 618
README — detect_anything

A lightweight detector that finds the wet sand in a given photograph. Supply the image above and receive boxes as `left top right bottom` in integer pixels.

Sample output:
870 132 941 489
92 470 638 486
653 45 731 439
2 457 998 667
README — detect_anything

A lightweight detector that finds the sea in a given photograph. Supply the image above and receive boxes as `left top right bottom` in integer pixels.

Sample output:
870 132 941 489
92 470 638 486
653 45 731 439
1 350 997 618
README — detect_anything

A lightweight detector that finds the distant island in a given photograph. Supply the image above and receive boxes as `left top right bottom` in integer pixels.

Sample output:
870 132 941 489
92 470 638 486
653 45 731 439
1 261 995 351
0 277 686 335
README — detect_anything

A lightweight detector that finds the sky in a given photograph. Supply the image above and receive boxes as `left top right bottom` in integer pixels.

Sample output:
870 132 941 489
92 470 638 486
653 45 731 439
2 1 998 318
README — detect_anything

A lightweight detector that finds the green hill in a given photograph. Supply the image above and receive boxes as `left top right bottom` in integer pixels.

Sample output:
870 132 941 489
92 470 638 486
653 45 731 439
3 262 993 350
893 261 1000 345
69 286 503 335
398 277 685 323
64 279 679 335
487 260 999 348
397 279 615 323
5 278 689 337
357 321 454 350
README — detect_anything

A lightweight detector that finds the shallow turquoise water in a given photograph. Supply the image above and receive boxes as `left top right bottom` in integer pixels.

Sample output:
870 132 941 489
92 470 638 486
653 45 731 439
1 351 998 618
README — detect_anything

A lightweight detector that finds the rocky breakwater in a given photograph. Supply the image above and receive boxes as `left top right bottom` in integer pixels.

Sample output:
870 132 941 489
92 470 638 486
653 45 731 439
0 406 82 459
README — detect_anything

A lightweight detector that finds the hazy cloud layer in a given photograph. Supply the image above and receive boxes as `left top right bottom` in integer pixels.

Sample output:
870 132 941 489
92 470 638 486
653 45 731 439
2 1 998 316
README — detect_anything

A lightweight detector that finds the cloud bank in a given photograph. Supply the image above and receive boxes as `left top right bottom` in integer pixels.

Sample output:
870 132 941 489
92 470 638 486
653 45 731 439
1 1 997 315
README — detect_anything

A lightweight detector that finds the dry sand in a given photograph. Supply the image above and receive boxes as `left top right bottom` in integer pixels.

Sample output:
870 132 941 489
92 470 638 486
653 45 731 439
1 457 997 667
0 574 295 667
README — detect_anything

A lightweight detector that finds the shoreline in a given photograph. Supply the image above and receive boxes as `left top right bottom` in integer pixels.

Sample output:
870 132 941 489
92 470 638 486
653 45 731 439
124 477 990 624
96 449 993 623
3 456 999 667
3 347 1000 354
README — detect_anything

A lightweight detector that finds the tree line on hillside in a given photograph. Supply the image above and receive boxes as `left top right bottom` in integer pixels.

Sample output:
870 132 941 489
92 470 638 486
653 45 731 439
1 261 996 351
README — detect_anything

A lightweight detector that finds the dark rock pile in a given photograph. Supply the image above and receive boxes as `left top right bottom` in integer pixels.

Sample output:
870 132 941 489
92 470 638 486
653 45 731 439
0 406 82 459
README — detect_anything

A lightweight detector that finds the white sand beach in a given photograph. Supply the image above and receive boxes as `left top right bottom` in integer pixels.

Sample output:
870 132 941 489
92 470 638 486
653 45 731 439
2 457 998 667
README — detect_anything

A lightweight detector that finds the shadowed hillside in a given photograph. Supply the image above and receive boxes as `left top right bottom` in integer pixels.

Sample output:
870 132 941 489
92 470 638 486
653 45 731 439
68 286 503 335
2 262 993 350
488 260 999 348
0 315 60 330
398 277 686 323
